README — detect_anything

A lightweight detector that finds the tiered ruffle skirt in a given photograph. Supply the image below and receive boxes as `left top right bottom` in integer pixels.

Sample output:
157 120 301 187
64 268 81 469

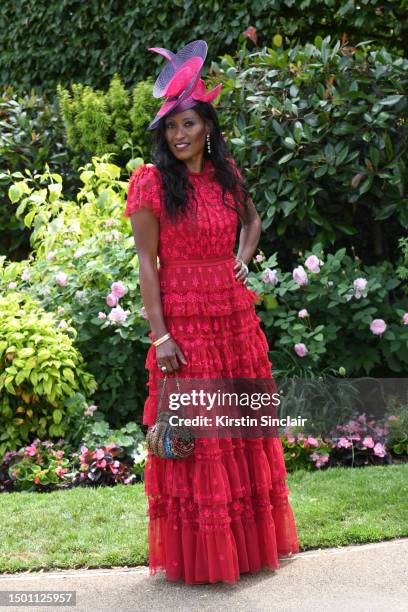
142 256 300 584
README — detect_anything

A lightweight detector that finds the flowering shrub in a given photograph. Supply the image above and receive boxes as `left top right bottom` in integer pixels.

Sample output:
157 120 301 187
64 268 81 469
59 415 146 488
328 413 392 468
3 155 151 427
282 412 397 472
70 442 134 487
248 247 408 377
282 431 331 472
0 416 148 492
385 403 408 457
1 439 71 492
0 292 97 455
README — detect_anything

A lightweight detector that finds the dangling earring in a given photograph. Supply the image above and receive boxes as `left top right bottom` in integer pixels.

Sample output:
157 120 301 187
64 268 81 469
206 133 211 155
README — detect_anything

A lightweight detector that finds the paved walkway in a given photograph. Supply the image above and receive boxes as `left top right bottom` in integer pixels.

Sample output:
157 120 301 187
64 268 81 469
0 538 407 611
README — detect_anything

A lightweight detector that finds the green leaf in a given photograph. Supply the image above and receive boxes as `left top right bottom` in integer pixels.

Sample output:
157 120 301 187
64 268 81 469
278 153 294 165
8 184 23 204
379 95 403 106
52 409 63 424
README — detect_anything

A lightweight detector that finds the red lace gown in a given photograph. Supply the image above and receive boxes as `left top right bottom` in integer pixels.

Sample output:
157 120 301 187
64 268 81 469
124 158 299 584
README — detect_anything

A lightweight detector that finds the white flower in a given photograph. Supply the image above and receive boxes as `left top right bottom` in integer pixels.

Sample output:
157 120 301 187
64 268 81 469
304 255 323 273
55 272 68 286
261 268 279 285
108 305 129 324
292 265 308 286
353 277 368 299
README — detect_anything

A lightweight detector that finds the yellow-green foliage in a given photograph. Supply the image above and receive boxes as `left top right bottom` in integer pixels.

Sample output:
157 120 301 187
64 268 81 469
57 74 160 165
0 293 97 453
129 77 161 156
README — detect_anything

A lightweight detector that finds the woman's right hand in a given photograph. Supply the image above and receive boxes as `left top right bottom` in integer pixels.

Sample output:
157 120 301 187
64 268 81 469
156 337 187 374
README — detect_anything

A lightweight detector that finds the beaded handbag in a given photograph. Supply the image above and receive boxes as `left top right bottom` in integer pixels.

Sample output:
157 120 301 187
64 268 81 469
146 373 195 459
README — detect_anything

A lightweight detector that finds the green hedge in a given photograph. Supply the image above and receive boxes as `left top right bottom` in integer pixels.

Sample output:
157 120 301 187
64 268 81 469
216 36 408 268
1 0 407 97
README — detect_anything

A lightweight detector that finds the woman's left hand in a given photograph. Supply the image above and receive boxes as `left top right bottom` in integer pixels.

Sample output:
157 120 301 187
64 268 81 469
234 257 249 285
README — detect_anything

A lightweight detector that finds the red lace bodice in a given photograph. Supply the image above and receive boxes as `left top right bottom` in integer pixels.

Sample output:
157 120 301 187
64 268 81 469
124 158 244 265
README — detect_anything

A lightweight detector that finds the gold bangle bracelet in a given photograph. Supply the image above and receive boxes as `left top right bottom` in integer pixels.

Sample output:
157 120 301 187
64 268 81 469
153 333 171 347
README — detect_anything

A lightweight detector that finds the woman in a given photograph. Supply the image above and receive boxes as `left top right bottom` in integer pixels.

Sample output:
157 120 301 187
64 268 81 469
124 40 299 585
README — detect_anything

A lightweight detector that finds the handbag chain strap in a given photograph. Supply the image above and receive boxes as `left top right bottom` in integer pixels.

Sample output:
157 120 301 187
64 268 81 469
157 372 181 415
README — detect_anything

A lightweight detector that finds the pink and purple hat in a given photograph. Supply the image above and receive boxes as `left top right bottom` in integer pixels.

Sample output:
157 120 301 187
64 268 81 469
147 39 223 130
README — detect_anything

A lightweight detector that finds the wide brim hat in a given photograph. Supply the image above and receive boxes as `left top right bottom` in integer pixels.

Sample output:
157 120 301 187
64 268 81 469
147 39 223 130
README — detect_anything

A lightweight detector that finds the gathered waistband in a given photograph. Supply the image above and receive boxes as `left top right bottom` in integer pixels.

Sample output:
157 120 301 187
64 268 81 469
159 255 235 269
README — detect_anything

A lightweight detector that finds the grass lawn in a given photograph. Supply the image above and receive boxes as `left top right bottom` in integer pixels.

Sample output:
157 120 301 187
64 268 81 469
1 464 407 574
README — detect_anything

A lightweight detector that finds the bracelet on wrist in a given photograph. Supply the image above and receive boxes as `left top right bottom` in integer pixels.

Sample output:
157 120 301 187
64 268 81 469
153 332 171 347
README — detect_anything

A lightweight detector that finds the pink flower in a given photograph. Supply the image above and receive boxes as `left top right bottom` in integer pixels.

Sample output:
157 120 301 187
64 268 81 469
293 265 308 286
21 268 30 281
97 459 107 468
106 293 119 307
63 239 71 246
55 272 68 286
403 313 408 325
261 268 278 285
362 436 374 448
243 26 257 44
294 343 308 357
57 306 65 315
106 442 116 451
306 436 319 448
80 445 88 454
55 466 66 477
255 254 264 263
108 305 128 324
370 319 387 335
298 308 309 318
337 437 352 448
25 444 37 456
73 250 82 259
46 251 56 261
304 255 322 273
353 277 368 299
8 281 17 289
387 415 398 421
111 281 128 298
316 454 329 468
373 442 386 458
95 448 105 460
33 476 41 484
105 219 117 227
139 306 148 320
98 311 107 320
57 320 68 329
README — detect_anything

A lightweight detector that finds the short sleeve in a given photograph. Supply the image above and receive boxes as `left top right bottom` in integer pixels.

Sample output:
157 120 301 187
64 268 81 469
124 164 162 219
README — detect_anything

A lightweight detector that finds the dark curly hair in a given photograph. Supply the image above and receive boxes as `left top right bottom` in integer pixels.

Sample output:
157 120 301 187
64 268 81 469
150 101 250 220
